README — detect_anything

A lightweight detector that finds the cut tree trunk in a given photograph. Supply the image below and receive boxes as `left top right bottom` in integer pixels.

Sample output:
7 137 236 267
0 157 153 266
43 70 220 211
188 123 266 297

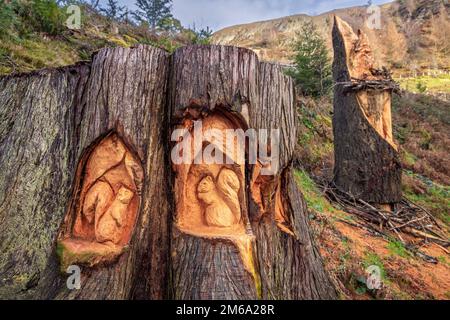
252 62 336 299
168 46 336 300
332 17 402 205
0 46 171 299
0 44 336 300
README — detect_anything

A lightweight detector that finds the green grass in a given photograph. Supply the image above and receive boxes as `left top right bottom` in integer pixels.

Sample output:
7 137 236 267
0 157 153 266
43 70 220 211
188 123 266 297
295 99 335 169
294 169 336 214
0 3 196 75
393 93 450 126
337 238 352 275
403 171 450 226
8 37 79 69
362 251 387 281
294 169 357 225
387 240 410 258
401 150 417 166
396 74 450 94
438 256 450 267
345 251 390 297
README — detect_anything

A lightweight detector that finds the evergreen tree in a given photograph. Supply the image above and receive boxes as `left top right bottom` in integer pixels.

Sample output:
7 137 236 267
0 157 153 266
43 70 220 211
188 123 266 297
133 0 173 30
101 0 126 20
188 24 213 45
157 16 182 34
195 26 213 44
287 21 332 97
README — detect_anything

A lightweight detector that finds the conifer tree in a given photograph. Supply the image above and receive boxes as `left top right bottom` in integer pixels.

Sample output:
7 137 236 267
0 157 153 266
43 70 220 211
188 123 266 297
133 0 173 30
287 21 332 97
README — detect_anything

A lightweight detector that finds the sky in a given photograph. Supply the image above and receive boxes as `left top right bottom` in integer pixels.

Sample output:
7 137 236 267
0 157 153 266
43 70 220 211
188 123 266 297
110 0 393 30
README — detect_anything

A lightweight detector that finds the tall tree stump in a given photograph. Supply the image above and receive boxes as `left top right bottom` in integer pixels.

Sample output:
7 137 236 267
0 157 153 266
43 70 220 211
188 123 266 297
332 17 402 205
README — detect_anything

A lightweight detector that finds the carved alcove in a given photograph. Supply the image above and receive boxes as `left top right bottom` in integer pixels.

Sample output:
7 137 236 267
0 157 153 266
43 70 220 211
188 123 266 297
171 106 261 290
57 132 143 270
173 108 250 238
250 163 294 236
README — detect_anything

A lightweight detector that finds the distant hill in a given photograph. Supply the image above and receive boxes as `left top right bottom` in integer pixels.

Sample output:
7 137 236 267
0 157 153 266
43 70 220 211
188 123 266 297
212 0 450 75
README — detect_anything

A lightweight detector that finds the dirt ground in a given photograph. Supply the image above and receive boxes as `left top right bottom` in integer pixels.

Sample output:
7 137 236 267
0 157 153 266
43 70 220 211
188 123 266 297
312 210 450 300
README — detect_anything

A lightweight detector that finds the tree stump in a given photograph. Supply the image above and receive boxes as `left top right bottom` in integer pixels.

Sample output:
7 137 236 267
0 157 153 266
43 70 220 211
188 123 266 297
332 17 402 205
0 46 171 299
0 44 336 300
169 46 336 299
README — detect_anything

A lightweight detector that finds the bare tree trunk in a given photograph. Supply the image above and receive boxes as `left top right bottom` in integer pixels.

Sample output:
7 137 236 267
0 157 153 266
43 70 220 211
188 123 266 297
0 44 336 300
332 17 402 205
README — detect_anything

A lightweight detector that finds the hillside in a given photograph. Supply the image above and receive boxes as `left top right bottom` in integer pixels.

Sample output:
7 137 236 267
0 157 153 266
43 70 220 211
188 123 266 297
212 0 450 76
213 0 450 297
0 4 200 75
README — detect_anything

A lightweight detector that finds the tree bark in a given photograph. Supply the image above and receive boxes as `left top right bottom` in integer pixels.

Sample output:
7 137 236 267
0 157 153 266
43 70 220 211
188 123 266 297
0 44 336 300
168 46 336 300
252 62 336 299
168 45 260 300
332 17 402 205
0 45 171 299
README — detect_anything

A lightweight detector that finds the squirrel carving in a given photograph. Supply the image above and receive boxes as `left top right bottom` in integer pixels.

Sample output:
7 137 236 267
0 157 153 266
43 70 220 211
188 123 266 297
95 186 134 244
197 168 241 228
71 134 144 247
80 182 134 245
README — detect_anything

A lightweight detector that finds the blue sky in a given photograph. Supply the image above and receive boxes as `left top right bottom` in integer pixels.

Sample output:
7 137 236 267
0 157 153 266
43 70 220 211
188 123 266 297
108 0 392 30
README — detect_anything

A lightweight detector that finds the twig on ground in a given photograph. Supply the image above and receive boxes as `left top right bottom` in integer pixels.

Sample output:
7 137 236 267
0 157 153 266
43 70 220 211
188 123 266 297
310 174 449 262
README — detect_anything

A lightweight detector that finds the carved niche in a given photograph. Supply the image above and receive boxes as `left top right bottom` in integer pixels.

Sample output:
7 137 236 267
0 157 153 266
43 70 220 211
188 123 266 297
57 132 143 269
172 108 261 285
250 162 293 236
173 109 248 238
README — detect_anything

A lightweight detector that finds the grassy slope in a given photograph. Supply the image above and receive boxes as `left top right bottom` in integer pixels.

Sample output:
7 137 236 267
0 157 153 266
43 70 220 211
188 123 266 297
397 74 450 94
0 6 188 75
298 166 450 300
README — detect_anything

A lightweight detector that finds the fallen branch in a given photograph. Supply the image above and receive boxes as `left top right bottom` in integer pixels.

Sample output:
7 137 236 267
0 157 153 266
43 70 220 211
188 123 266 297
310 175 449 261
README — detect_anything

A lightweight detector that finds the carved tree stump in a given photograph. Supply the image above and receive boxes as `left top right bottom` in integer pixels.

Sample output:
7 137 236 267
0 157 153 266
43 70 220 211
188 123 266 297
0 44 336 300
0 46 171 299
332 17 402 205
168 46 336 300
253 62 336 299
